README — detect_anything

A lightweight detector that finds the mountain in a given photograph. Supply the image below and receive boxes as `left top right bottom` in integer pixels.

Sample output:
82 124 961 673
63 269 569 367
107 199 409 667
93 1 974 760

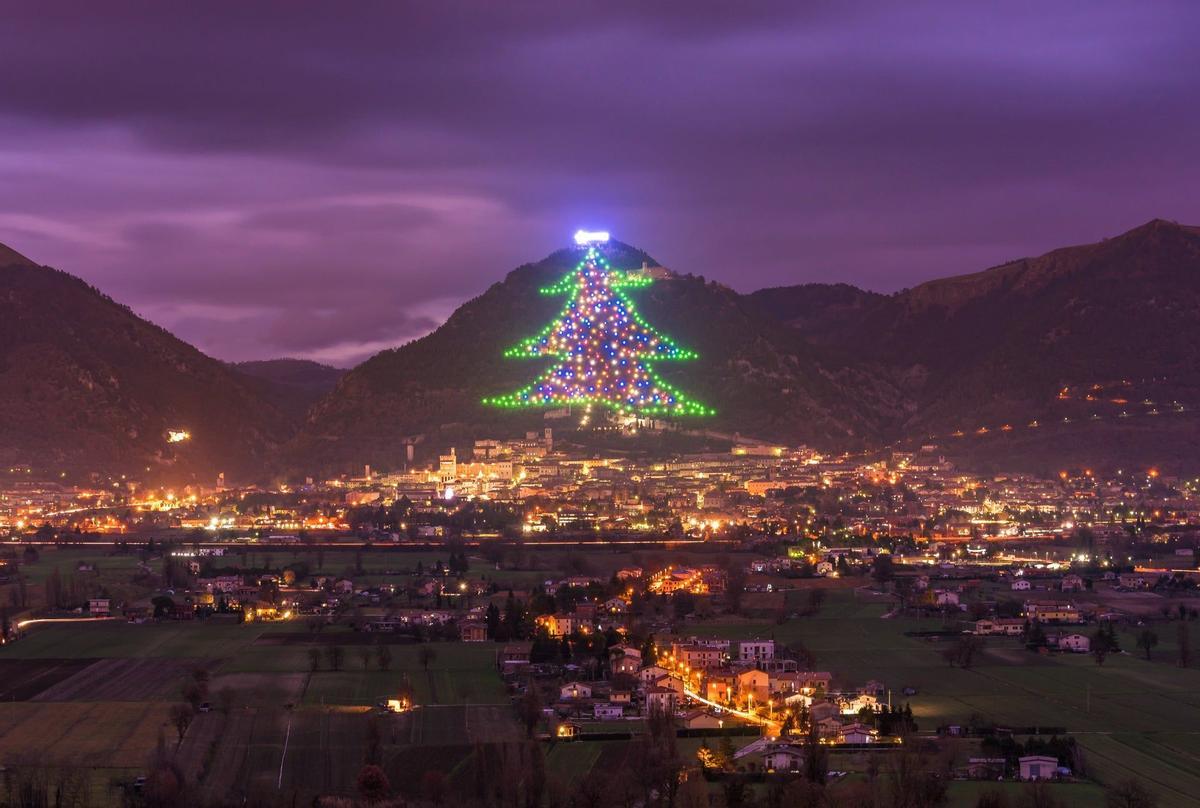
0 247 295 482
233 359 344 421
763 220 1200 472
285 242 904 474
745 283 885 340
297 221 1200 475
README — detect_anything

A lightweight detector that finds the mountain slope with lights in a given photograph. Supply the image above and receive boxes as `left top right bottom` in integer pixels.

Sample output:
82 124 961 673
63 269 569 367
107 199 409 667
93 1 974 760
0 250 295 482
287 239 898 474
764 219 1200 472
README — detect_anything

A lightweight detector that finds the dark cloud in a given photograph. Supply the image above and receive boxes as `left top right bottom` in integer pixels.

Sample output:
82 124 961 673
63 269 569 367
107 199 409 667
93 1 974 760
1 1 1199 364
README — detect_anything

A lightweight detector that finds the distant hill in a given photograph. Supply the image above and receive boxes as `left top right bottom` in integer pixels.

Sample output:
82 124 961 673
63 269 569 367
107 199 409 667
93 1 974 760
760 219 1200 472
0 248 294 483
233 359 343 421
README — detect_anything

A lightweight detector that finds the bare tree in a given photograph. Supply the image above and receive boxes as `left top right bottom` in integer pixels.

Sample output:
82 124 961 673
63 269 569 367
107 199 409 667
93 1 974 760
169 703 194 745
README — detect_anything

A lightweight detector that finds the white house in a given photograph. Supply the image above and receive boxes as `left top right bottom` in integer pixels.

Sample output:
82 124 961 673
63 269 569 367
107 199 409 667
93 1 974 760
593 703 624 720
736 639 775 664
560 682 592 700
933 589 960 606
1011 579 1031 591
839 722 878 744
1058 633 1090 653
87 598 111 616
764 745 804 772
1060 574 1085 592
1019 755 1059 780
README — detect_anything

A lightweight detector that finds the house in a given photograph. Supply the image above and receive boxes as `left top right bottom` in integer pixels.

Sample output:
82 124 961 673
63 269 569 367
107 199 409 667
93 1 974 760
815 561 834 576
602 597 629 614
87 598 111 617
971 618 1026 636
764 744 805 772
593 703 624 720
556 721 582 740
860 679 886 697
653 674 687 696
1118 573 1152 590
967 758 1007 779
839 722 878 744
736 669 770 704
1011 579 1032 591
609 690 632 705
1060 574 1085 592
1024 602 1082 623
798 671 833 692
498 642 533 670
1018 755 1059 780
677 644 724 670
1058 633 1090 653
810 701 841 722
638 665 671 686
933 589 960 606
736 639 775 664
537 613 574 637
459 621 488 642
611 651 641 676
815 715 844 738
644 686 677 715
706 673 736 704
560 682 593 700
680 709 723 729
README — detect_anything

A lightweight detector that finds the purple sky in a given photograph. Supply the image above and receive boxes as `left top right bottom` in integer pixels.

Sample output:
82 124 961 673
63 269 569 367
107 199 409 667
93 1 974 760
2 2 1199 366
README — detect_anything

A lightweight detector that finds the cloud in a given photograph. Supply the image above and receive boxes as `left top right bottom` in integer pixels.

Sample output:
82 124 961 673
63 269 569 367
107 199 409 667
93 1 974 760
1 1 1199 364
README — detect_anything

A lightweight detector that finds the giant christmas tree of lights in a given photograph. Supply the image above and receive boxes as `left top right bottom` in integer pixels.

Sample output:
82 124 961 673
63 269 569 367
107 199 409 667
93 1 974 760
483 232 713 417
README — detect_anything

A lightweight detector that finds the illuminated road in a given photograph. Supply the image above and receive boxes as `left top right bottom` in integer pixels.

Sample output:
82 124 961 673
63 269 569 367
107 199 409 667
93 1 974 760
15 616 120 630
681 685 780 732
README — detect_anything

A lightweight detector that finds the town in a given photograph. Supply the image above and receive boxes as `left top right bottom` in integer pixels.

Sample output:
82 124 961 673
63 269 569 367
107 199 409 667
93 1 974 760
1 435 1196 806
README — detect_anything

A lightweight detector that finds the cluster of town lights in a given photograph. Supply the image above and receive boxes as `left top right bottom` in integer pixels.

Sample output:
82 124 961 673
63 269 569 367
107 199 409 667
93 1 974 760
483 238 712 417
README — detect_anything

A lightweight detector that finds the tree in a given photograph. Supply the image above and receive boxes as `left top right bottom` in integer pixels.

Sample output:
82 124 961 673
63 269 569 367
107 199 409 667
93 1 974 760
1091 625 1116 666
169 703 194 745
216 686 237 715
418 644 437 671
975 787 1012 808
308 647 322 671
518 685 542 738
376 643 393 671
1022 780 1066 808
1106 777 1158 808
356 764 390 804
482 241 712 417
1178 622 1191 668
803 721 828 784
422 769 448 805
872 554 895 586
358 645 372 670
1137 629 1159 661
326 644 344 671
